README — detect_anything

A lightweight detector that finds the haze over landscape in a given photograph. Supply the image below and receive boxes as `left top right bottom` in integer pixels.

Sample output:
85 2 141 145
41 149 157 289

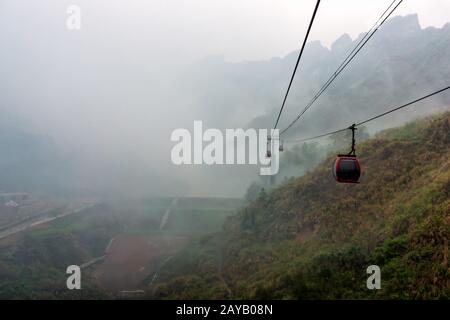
0 1 449 198
0 1 449 300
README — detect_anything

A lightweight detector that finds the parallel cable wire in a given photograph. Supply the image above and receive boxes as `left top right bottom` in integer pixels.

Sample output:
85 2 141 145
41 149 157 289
273 0 321 130
281 0 399 135
280 0 404 136
283 86 450 144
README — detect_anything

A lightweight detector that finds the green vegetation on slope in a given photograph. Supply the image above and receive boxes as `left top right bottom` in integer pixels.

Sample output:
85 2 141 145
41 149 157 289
0 197 243 299
151 112 450 299
0 204 122 299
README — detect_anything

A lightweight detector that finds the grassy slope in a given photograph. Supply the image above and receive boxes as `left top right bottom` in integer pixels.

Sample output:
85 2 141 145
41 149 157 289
0 204 121 299
152 112 450 299
0 198 242 299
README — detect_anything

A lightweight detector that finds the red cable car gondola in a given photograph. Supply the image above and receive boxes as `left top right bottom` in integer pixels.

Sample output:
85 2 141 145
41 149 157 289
332 155 361 183
332 124 361 183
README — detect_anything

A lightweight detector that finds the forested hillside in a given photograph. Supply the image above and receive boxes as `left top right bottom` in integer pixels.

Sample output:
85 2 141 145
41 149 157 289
151 112 450 299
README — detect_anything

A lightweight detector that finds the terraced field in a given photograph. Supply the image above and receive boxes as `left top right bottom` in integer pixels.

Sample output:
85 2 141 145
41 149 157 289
89 197 243 295
0 196 242 298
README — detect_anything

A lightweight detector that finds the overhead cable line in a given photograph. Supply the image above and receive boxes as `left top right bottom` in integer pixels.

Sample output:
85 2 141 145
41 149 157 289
283 86 450 144
280 0 404 136
273 0 321 130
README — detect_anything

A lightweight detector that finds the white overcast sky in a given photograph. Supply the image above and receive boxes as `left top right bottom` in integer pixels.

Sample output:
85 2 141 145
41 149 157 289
2 0 449 63
102 0 450 62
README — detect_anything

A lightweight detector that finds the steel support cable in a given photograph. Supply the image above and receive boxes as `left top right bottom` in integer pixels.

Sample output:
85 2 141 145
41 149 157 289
283 86 450 144
280 0 404 136
273 0 322 130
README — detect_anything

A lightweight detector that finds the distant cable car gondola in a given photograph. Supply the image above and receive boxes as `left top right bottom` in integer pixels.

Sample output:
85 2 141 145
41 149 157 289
267 135 272 158
332 124 361 183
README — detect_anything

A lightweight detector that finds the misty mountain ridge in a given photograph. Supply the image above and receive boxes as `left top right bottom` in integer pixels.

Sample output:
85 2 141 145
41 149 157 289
169 14 450 195
186 14 449 135
1 14 449 197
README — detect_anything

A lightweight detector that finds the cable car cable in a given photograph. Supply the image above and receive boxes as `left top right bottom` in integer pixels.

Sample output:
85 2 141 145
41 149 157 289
355 86 450 126
280 0 399 136
273 0 321 130
280 0 404 136
281 0 403 136
284 85 450 144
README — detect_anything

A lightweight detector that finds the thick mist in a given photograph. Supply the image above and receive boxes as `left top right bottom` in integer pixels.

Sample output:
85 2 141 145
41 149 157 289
0 1 449 198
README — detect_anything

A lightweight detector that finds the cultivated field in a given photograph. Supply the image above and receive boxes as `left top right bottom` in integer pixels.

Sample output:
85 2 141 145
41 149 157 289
92 235 187 291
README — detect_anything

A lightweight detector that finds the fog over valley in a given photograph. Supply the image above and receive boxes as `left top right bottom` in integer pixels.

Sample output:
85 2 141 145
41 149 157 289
1 1 449 197
0 0 449 302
